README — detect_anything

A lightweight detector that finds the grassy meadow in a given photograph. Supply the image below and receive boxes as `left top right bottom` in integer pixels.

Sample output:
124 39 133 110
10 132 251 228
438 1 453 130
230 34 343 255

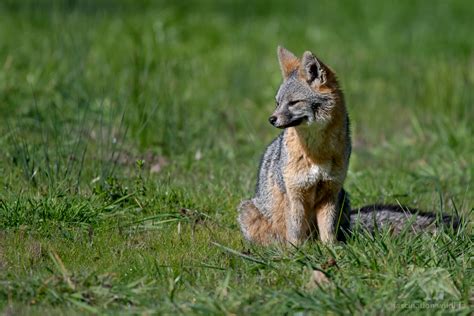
0 0 472 314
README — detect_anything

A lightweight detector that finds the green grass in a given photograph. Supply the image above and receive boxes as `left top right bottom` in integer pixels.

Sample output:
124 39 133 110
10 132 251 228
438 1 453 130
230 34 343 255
0 0 472 314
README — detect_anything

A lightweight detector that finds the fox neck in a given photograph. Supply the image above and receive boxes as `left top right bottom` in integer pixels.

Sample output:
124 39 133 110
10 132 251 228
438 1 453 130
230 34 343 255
286 96 347 164
287 125 329 163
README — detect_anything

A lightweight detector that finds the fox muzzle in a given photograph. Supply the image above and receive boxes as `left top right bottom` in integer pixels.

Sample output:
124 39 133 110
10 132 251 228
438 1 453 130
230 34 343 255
269 113 306 129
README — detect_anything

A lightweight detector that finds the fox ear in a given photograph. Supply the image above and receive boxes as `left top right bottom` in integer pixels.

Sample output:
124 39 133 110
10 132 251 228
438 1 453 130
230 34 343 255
300 51 329 85
277 46 299 79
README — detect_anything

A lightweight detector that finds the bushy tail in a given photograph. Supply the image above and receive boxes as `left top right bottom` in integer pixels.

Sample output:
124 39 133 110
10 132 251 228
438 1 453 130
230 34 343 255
349 204 460 234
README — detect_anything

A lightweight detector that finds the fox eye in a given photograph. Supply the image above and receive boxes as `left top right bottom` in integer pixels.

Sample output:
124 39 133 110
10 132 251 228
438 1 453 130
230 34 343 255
288 100 302 106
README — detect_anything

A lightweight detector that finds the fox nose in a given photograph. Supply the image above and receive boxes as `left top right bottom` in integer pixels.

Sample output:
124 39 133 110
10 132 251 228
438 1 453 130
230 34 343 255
268 116 277 125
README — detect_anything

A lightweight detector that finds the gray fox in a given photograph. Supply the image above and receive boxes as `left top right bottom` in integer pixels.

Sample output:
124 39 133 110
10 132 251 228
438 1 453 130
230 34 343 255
238 46 459 245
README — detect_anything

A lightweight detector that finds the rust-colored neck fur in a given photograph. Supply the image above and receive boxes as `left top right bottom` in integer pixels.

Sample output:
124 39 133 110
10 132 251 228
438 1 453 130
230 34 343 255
286 89 347 165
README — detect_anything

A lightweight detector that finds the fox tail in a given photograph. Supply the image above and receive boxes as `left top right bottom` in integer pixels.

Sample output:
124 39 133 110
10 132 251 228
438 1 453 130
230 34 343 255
349 204 460 234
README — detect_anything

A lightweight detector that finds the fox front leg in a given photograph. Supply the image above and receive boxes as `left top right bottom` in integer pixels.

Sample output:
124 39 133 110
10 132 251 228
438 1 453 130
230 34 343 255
285 197 308 245
316 199 339 244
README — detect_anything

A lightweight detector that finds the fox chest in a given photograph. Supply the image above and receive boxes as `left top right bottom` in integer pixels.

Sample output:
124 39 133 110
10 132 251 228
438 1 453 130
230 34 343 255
285 163 333 190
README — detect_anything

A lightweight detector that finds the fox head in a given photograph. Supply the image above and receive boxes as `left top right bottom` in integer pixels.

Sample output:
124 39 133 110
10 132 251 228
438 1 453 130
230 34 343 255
269 46 341 129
